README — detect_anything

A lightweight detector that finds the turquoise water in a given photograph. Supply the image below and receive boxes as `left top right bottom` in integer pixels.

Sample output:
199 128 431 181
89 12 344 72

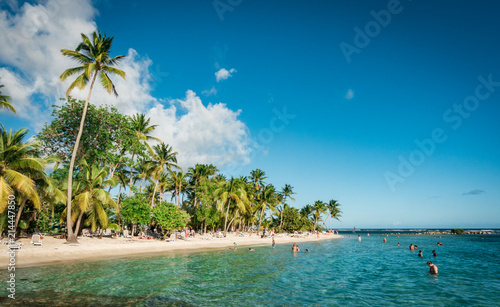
2 234 500 306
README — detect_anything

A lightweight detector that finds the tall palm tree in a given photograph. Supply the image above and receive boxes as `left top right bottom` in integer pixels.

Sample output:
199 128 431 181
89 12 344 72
279 184 295 227
128 113 160 196
188 164 218 208
249 169 267 191
0 84 16 114
147 143 178 207
168 170 188 207
60 30 126 243
256 184 278 233
325 199 342 229
312 200 327 231
0 124 43 213
214 177 249 236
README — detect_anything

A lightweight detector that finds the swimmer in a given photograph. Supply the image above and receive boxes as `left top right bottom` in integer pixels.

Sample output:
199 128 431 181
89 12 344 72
305 249 309 253
383 238 387 243
432 250 437 257
358 235 361 242
409 244 414 251
367 233 370 237
437 242 443 246
292 243 297 252
397 243 400 246
427 261 438 274
248 248 254 251
418 250 423 257
296 245 300 252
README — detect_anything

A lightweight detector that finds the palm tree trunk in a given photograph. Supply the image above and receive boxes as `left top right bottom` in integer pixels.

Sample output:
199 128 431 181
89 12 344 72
151 179 159 208
226 209 239 234
14 197 27 235
128 153 136 197
74 210 85 237
65 72 97 244
257 205 265 233
223 200 230 236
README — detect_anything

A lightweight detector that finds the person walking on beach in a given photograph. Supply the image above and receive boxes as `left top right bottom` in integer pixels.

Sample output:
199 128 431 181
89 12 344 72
427 261 438 274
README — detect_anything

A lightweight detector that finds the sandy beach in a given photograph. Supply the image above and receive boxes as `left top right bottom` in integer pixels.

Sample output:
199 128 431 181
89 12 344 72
1 233 341 268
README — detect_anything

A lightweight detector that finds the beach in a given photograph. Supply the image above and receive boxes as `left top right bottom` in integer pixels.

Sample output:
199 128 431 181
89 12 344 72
1 233 340 268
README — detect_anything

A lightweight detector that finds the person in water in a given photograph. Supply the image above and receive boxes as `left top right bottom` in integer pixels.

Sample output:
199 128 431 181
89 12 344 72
305 249 309 253
358 235 361 242
397 243 400 246
248 248 254 251
409 244 414 251
296 245 300 252
234 242 237 249
292 243 297 252
427 261 438 274
418 250 423 257
272 238 276 249
432 250 437 257
383 237 387 243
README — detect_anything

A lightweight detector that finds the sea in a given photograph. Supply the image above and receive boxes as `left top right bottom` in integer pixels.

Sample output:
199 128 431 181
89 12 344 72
2 229 500 306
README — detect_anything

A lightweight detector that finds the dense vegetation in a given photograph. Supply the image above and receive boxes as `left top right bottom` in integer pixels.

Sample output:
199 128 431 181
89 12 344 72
0 30 342 241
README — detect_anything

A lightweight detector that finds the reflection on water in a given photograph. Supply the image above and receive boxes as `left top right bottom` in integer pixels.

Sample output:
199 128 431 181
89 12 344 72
1 234 499 306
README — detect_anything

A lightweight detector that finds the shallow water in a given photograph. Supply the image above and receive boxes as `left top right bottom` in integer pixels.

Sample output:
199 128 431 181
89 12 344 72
1 234 500 306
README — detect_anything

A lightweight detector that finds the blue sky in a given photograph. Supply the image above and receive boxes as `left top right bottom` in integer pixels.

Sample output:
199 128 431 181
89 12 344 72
1 0 499 228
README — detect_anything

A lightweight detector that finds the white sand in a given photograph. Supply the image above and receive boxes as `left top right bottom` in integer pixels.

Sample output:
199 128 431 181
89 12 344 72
1 233 341 268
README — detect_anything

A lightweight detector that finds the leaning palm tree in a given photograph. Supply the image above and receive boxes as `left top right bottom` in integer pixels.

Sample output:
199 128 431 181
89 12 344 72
0 84 16 114
325 199 342 229
59 30 126 243
214 177 249 236
312 200 327 231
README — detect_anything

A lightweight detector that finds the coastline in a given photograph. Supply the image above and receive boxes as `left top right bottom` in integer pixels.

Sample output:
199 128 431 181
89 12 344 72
1 233 340 268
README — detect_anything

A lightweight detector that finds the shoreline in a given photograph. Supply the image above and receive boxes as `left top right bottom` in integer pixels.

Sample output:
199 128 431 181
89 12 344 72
1 233 341 268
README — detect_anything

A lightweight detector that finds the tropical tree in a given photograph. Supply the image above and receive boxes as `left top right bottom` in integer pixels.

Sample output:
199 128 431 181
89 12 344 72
59 30 126 243
256 184 279 233
325 199 342 229
147 143 178 207
168 170 188 207
62 159 118 236
249 168 267 191
0 124 43 216
214 177 249 236
0 83 16 114
279 184 295 227
312 200 327 231
128 113 160 196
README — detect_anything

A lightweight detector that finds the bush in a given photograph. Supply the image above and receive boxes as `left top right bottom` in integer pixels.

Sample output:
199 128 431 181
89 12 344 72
451 228 465 234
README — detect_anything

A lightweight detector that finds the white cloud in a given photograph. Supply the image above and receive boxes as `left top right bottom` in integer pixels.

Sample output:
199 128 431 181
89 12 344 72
345 89 354 100
147 90 251 168
202 86 218 96
0 0 252 169
215 68 237 82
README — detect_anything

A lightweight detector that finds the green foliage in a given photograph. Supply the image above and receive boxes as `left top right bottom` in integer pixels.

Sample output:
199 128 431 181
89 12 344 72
121 193 151 226
152 202 190 232
35 210 51 232
451 228 465 234
37 97 143 167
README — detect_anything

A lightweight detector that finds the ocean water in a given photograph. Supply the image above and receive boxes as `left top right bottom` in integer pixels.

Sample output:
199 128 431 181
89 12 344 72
1 234 500 306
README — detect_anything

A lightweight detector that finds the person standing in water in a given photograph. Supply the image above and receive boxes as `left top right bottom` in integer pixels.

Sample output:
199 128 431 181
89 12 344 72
358 235 361 242
427 261 438 274
272 238 276 249
383 237 387 243
418 250 423 257
432 250 437 257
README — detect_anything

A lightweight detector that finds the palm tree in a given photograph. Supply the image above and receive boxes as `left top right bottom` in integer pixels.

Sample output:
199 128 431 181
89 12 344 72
60 30 126 243
279 184 295 227
256 184 278 233
188 164 218 208
63 159 117 236
214 177 249 236
147 143 179 207
0 84 16 114
325 200 342 229
312 200 327 231
249 169 267 191
128 113 160 196
168 170 188 206
0 124 44 214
